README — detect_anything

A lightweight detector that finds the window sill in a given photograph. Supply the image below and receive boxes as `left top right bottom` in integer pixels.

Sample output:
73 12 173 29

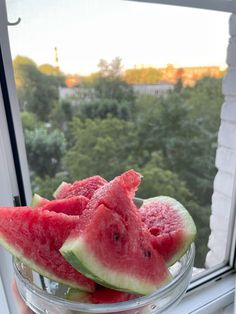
173 272 235 313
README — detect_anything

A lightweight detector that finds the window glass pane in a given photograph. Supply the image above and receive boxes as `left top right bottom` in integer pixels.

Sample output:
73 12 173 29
6 0 231 272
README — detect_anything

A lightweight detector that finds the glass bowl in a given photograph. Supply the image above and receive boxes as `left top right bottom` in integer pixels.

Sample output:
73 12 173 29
13 244 194 314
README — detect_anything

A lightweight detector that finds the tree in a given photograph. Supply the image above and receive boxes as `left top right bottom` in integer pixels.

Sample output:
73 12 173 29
49 100 73 130
90 57 135 103
39 63 66 87
94 76 135 102
78 98 134 121
98 57 123 78
39 63 61 76
132 82 219 267
13 55 59 121
185 77 223 132
136 151 211 267
77 57 135 103
133 94 162 124
135 91 217 205
137 152 192 203
20 111 43 131
64 116 138 181
24 127 66 177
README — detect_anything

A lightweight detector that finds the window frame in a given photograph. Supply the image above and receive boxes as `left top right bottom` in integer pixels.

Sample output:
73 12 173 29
0 1 32 312
0 0 236 313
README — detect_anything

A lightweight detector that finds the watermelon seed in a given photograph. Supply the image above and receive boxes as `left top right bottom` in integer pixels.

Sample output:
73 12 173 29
144 250 151 258
113 232 120 241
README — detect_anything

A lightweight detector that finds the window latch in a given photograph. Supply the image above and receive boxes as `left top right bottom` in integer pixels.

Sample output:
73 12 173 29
13 195 21 207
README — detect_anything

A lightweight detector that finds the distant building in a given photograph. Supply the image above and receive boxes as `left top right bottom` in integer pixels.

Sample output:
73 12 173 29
158 64 224 86
59 86 78 99
59 86 95 105
132 81 174 96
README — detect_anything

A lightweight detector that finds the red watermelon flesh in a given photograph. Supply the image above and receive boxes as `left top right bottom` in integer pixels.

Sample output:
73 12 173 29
61 170 171 295
53 175 107 200
89 288 137 304
76 169 143 235
0 206 95 291
66 286 137 304
39 196 89 216
140 196 196 266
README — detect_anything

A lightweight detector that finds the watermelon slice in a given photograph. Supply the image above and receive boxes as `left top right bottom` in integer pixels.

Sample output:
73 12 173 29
61 170 171 295
66 287 137 304
31 193 49 208
140 196 197 266
53 175 107 199
37 196 89 216
0 206 95 291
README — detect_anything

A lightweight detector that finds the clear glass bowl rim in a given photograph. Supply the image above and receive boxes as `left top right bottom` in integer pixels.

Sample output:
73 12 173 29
13 244 195 313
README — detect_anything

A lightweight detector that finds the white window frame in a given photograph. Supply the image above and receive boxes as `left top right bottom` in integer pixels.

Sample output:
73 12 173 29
0 0 236 313
0 1 31 313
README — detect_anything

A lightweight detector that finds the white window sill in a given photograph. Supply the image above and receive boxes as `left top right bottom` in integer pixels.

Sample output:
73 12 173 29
173 273 235 313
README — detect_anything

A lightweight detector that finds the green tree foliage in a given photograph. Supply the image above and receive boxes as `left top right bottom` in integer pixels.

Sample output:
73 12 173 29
97 57 123 78
136 152 210 267
39 63 66 87
39 63 61 76
135 90 217 206
185 77 223 132
49 100 73 130
78 99 133 120
24 127 66 177
92 76 135 102
31 174 68 200
64 116 138 181
187 202 211 267
79 58 135 120
20 112 43 131
91 57 135 103
13 56 59 121
132 78 222 267
137 152 192 203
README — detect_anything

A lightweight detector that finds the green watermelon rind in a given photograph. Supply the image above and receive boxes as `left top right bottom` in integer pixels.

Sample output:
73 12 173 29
31 193 48 208
60 236 171 296
53 181 68 199
65 288 90 303
0 233 92 292
143 196 197 266
31 193 41 208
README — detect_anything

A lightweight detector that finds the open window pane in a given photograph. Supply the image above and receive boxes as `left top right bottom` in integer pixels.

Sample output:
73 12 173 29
6 0 232 274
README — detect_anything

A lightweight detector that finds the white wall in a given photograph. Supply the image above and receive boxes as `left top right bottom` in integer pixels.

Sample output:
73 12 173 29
206 14 236 268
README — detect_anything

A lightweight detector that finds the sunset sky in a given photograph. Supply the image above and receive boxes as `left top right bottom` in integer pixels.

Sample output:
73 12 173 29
6 0 230 74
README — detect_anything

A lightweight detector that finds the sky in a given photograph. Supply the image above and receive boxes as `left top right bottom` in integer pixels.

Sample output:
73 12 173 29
6 0 230 75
